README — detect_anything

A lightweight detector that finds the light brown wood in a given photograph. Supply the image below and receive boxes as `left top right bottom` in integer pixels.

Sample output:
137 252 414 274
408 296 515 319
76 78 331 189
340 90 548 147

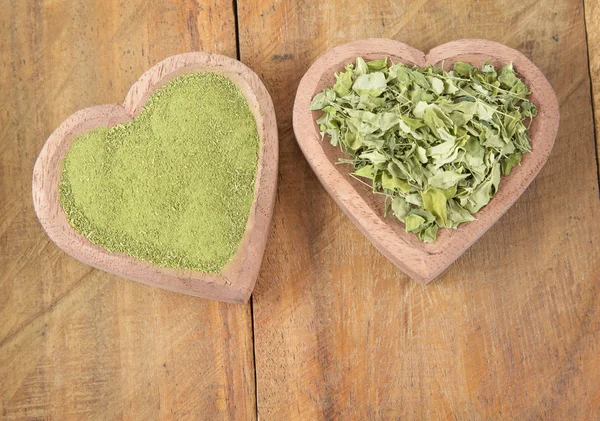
1 1 257 420
586 0 600 182
293 38 559 283
32 52 278 304
239 0 600 419
3 0 600 419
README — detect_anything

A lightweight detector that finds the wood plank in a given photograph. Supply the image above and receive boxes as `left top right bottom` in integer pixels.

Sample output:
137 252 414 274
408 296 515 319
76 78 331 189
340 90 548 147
0 1 256 419
238 0 600 419
585 0 600 193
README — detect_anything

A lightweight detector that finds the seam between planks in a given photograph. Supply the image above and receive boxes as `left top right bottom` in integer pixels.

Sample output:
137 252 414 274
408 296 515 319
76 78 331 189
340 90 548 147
250 296 260 420
230 1 259 417
232 0 242 61
582 0 600 199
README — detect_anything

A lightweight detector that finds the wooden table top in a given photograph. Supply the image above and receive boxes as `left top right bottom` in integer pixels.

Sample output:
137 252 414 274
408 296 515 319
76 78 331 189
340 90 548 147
1 0 599 419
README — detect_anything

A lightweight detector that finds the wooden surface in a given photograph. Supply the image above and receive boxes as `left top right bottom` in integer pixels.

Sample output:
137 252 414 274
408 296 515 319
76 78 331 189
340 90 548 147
293 38 559 283
0 2 256 420
241 0 600 419
586 0 600 197
32 52 278 304
1 0 599 420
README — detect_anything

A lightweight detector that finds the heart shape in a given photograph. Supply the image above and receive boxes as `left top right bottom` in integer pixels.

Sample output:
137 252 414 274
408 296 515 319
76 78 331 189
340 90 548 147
293 39 559 283
33 53 278 303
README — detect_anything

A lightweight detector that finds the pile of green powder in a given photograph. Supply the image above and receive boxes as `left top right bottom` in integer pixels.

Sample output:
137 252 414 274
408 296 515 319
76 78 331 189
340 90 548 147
60 73 260 273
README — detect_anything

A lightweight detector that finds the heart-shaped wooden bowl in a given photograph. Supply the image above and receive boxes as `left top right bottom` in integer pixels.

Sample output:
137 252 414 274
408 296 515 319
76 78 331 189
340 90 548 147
293 39 559 283
33 52 278 303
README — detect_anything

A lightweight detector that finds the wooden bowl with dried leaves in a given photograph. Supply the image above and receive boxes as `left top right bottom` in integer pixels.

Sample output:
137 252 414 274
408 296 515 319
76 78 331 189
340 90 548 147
293 39 559 283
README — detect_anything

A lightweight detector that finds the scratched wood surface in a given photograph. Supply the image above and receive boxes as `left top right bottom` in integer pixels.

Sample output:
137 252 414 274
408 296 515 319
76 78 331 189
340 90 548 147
239 0 600 419
2 0 600 420
587 0 600 183
0 1 256 420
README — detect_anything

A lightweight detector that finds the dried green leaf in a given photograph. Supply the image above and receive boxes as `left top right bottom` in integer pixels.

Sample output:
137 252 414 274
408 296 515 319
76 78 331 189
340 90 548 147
334 66 353 96
391 196 411 220
382 172 412 193
353 73 387 96
421 186 448 226
354 164 374 179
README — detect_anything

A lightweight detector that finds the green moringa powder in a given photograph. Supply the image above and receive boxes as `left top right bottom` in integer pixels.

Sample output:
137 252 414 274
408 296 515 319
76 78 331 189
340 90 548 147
59 73 260 273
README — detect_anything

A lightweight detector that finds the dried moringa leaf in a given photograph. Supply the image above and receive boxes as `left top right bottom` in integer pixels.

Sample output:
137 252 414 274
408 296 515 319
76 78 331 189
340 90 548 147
310 57 536 241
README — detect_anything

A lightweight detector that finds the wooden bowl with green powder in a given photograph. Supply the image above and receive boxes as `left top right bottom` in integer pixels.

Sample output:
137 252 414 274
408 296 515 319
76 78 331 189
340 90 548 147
293 39 559 283
33 53 278 303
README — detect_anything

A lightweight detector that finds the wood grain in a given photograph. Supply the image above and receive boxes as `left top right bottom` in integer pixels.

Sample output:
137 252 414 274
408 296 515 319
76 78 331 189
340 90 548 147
239 0 600 419
293 38 559 283
3 0 600 419
585 0 600 193
1 1 256 420
32 52 278 304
